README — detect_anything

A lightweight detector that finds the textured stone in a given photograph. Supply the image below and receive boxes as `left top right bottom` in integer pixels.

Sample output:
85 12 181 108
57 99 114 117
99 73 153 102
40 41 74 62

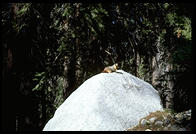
43 70 163 131
145 129 152 131
154 121 163 126
149 117 156 123
175 113 182 119
163 115 167 120
170 125 179 131
163 127 168 131
163 119 170 125
140 119 148 126
178 127 187 131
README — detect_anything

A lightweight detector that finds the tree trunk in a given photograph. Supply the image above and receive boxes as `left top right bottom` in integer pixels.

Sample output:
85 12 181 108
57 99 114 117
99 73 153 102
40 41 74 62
152 56 159 86
165 62 174 109
63 56 70 100
136 51 140 77
75 38 82 83
151 37 175 109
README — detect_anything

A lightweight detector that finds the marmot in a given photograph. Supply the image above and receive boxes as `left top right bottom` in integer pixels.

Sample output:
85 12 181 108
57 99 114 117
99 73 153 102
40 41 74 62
102 63 118 73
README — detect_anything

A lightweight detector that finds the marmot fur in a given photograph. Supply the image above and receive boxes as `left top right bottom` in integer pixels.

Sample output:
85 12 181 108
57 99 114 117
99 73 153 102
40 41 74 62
102 63 118 73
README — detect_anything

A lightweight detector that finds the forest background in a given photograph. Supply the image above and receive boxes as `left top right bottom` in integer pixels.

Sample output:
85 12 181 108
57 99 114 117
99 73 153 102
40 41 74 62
1 3 193 131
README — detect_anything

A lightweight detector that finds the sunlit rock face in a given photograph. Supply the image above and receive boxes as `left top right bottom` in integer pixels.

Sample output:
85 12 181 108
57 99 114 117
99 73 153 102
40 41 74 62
43 70 163 131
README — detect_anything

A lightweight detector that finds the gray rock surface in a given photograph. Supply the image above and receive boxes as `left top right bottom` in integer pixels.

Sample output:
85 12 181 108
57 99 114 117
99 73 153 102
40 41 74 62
149 117 156 123
163 127 168 131
155 121 163 126
170 125 179 131
163 119 170 125
145 129 152 131
141 119 148 126
43 70 163 131
128 109 191 131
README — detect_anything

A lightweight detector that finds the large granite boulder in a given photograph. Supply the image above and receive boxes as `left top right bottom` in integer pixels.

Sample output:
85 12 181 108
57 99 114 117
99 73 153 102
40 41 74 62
43 70 163 131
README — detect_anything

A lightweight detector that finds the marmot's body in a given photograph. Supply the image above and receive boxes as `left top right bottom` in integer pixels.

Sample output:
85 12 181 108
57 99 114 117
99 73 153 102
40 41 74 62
102 63 118 73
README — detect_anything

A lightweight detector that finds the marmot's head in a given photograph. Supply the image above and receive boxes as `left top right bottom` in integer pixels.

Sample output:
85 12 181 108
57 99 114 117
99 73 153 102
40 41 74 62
113 63 118 70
